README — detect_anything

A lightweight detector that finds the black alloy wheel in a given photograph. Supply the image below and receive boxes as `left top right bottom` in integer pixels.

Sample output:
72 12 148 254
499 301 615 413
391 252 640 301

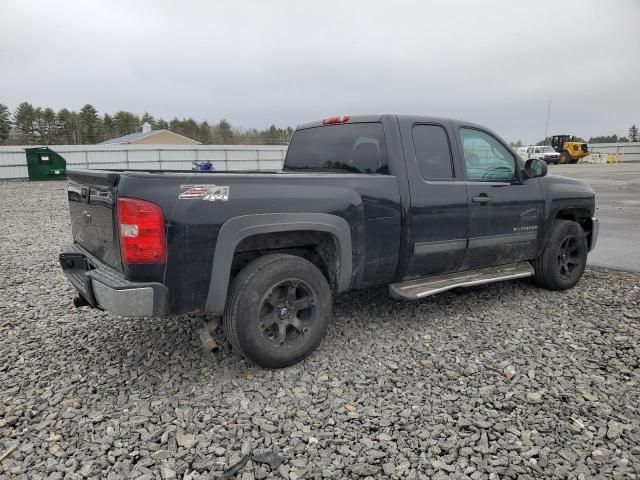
259 279 316 347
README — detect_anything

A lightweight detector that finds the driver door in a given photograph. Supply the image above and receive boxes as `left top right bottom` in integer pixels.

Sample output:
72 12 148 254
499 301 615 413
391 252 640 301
458 127 544 270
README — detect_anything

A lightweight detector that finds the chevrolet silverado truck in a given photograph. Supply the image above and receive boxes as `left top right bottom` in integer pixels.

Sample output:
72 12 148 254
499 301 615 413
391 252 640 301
59 114 599 368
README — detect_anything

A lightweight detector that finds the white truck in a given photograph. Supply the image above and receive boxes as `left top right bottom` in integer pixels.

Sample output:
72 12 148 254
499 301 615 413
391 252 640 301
517 145 561 165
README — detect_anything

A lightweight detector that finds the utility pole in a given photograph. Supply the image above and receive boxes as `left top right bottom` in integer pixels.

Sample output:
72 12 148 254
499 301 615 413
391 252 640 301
543 99 552 145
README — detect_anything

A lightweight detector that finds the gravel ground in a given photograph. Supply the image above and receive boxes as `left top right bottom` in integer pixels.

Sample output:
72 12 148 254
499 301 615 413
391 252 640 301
1 180 639 480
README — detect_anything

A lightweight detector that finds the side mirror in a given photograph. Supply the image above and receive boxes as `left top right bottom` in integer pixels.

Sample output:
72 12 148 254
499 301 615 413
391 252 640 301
525 158 548 178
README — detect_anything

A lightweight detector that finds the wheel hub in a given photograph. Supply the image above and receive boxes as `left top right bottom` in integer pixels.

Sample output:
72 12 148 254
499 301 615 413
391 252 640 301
557 235 582 279
278 305 290 319
259 279 316 347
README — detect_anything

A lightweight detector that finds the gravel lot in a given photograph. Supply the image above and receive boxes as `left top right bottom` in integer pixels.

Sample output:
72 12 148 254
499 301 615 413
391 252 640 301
1 180 639 480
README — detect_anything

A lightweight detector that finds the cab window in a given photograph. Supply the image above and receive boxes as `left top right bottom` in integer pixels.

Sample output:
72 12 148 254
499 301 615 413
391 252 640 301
412 124 454 180
285 123 389 174
460 128 516 181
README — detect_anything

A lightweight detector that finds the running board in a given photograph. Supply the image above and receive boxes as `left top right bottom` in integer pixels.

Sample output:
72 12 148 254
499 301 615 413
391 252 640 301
389 262 534 300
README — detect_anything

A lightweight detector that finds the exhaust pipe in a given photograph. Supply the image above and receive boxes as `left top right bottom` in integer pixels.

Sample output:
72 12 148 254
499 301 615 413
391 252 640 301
73 296 90 308
199 316 221 352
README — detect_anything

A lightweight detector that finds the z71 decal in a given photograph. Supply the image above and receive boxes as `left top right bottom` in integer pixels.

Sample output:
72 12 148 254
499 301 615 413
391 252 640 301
179 185 230 201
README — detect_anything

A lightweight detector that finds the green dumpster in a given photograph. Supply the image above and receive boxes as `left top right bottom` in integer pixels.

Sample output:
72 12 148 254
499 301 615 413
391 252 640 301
25 147 67 181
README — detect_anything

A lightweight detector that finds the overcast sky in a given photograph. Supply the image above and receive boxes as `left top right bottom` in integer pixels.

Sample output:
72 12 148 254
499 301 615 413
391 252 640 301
1 0 639 143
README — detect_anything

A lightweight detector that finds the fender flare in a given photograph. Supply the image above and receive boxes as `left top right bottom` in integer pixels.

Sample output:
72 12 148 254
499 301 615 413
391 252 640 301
204 213 353 315
538 203 593 254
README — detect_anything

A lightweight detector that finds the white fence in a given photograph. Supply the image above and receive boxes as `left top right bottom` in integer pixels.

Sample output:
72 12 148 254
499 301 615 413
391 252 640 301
0 144 288 180
587 142 640 163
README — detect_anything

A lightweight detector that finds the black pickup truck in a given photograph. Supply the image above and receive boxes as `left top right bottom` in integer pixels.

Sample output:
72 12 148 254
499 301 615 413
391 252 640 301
60 114 599 367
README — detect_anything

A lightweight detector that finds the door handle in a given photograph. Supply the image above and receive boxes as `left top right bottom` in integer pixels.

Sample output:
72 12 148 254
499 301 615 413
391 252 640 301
472 195 492 205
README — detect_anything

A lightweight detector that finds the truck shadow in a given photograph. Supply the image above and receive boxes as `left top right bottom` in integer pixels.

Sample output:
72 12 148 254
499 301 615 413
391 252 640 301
68 277 541 382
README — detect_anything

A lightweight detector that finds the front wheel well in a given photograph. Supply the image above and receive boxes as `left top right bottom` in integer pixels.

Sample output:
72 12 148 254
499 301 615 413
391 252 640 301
554 208 593 245
230 231 340 291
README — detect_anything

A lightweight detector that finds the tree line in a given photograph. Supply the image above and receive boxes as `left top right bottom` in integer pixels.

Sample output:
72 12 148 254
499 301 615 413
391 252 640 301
0 102 294 146
2 102 638 147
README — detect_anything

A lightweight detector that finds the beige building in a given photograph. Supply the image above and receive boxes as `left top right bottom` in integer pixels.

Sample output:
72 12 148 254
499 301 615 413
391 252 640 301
100 123 200 145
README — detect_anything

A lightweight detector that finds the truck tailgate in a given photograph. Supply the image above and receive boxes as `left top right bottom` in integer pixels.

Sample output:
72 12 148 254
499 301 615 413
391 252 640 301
67 170 123 271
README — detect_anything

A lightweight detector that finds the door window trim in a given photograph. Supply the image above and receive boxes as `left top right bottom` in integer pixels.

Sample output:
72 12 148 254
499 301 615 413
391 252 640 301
457 126 522 183
411 122 459 181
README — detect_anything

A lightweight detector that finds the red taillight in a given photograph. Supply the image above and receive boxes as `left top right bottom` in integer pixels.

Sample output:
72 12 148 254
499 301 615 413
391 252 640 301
117 197 166 264
322 115 351 125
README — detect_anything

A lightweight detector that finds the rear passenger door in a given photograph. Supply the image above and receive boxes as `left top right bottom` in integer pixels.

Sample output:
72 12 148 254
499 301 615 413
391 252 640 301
402 123 468 279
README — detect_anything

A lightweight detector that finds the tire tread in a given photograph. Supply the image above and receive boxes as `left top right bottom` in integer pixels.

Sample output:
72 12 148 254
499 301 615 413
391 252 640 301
223 253 331 367
533 219 587 290
223 254 287 361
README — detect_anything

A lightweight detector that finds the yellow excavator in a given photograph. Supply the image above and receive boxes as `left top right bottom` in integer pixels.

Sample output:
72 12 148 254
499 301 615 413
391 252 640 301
550 135 589 164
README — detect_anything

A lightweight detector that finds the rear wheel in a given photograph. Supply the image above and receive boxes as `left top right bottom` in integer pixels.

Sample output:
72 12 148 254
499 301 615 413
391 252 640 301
533 220 588 290
560 151 571 164
224 254 332 368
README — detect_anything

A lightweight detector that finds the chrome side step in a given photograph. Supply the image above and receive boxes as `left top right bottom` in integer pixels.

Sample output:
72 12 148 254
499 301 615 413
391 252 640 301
389 262 534 300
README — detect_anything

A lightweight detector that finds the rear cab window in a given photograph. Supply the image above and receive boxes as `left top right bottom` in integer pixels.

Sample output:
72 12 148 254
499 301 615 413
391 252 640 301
284 123 389 174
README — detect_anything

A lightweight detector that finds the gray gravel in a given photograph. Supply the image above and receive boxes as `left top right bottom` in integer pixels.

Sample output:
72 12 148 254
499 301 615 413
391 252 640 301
1 180 639 480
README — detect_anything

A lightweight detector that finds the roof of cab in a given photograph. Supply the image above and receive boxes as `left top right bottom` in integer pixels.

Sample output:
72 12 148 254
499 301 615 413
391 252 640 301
296 114 384 130
296 114 492 131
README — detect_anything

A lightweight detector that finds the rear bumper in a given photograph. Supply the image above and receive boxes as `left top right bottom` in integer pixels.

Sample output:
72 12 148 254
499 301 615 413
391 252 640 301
59 243 168 317
589 217 599 252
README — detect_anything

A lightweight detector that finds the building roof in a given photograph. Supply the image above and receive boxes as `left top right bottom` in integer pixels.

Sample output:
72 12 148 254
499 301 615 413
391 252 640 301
99 130 159 144
100 128 201 145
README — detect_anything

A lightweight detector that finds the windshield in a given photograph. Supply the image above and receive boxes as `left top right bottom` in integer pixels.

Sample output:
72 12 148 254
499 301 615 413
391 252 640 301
541 146 555 153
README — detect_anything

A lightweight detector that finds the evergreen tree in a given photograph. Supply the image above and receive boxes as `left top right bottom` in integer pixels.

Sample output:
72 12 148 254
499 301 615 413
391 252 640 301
182 118 199 140
216 119 233 144
169 117 182 133
102 113 117 141
264 125 291 145
57 109 80 144
0 103 11 144
155 118 169 130
264 124 280 145
629 125 639 142
199 121 212 144
140 112 156 126
113 111 140 136
79 104 101 143
13 102 36 143
39 107 57 144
